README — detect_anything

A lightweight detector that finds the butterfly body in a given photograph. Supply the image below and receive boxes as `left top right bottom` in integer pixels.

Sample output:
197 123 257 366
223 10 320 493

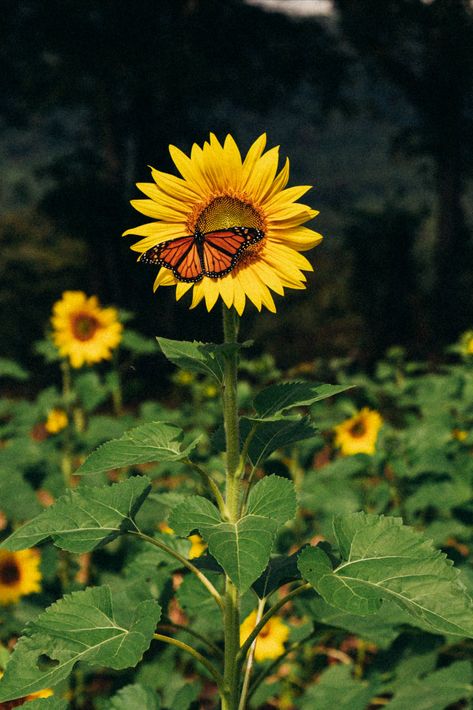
140 226 264 283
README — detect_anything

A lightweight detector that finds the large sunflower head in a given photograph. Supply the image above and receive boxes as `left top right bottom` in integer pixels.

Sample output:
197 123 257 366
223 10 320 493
124 134 322 314
0 549 42 605
51 291 123 368
333 407 383 456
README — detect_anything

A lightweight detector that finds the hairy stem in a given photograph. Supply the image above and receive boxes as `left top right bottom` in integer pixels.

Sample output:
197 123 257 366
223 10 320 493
221 305 242 710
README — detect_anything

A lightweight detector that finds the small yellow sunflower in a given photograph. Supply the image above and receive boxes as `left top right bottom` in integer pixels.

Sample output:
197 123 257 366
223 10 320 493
240 611 290 662
0 549 42 605
333 407 383 456
188 534 207 559
45 408 68 434
51 291 123 368
124 134 322 314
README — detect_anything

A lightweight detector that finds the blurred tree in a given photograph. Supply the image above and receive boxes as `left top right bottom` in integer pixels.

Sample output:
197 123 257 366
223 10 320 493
335 0 473 344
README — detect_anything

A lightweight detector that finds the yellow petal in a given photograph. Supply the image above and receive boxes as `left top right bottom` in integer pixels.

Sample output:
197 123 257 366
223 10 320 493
264 184 313 211
130 200 188 222
169 144 209 197
243 146 280 203
153 268 176 290
218 276 235 309
175 282 193 300
151 167 200 200
242 134 267 184
236 268 262 311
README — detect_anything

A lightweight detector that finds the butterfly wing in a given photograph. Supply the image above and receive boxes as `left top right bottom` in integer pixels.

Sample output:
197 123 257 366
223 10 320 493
140 235 204 282
202 227 264 277
140 226 264 282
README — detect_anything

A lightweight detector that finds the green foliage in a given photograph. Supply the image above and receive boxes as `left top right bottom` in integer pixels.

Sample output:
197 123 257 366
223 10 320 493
157 337 243 385
385 661 473 709
1 477 151 552
0 357 29 380
252 381 354 419
77 422 199 474
0 586 161 702
109 683 160 709
299 664 376 709
298 512 473 637
20 699 68 710
246 474 297 524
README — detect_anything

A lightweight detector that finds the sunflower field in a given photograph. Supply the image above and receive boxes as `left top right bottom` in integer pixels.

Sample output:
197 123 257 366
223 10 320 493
1 133 473 710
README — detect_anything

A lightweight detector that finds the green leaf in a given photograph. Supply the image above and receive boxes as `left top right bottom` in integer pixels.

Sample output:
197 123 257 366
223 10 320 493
19 699 68 710
0 586 161 703
168 496 221 536
253 550 304 598
386 661 473 710
244 416 317 468
110 683 160 709
177 571 224 614
253 381 353 419
0 468 41 520
300 665 376 710
157 337 236 384
0 357 29 380
298 512 473 637
205 516 277 592
77 422 199 475
169 497 277 592
1 477 151 553
298 596 409 649
247 475 297 525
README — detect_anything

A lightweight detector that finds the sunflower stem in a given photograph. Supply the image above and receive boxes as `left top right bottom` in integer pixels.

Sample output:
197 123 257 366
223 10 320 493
221 305 242 710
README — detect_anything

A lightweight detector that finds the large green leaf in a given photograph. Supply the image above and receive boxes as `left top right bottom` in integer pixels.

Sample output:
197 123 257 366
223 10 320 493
298 596 410 649
246 475 297 525
244 416 317 468
0 586 161 702
253 381 353 419
205 516 277 592
168 496 221 536
386 661 473 710
1 477 151 553
157 337 241 385
252 550 304 599
77 422 199 475
110 683 160 709
300 665 376 710
298 512 473 637
169 497 277 592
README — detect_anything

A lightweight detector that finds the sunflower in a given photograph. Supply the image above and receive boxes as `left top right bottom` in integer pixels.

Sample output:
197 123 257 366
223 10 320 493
45 408 68 434
0 549 42 605
240 611 290 662
188 534 207 559
333 407 383 456
124 134 322 314
51 291 123 368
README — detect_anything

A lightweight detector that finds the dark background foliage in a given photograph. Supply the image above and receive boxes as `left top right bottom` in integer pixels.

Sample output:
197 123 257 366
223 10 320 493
1 0 472 371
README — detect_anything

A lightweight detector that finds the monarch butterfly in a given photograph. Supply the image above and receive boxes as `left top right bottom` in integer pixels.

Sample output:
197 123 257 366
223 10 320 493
140 226 264 283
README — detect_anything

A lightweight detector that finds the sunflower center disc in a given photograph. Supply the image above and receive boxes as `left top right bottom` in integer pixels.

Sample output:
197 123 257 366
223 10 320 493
196 196 264 233
71 313 100 341
0 560 21 585
349 421 366 438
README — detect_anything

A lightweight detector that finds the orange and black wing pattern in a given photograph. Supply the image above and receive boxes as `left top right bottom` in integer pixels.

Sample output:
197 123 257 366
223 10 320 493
140 226 264 283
